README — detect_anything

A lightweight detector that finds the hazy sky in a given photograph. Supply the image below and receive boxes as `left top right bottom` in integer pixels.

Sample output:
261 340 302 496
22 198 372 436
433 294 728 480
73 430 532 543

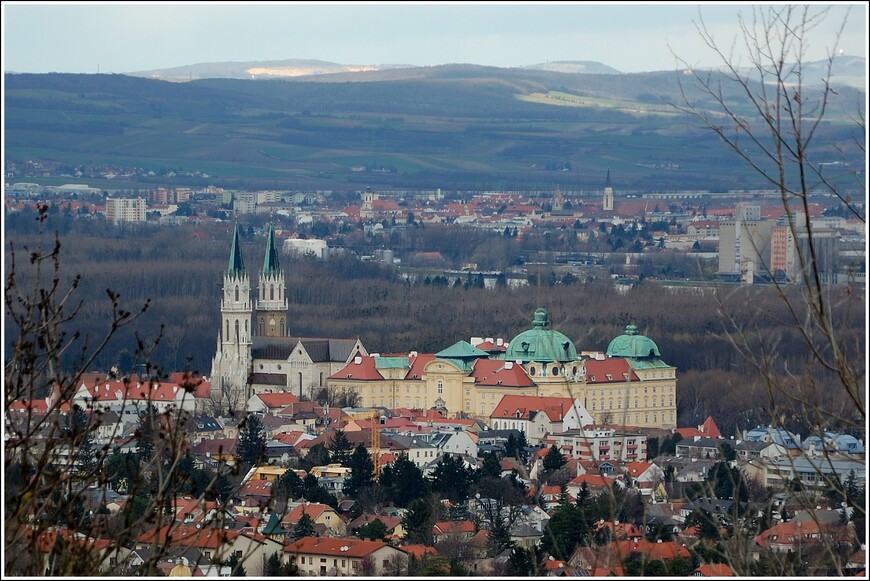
3 2 867 75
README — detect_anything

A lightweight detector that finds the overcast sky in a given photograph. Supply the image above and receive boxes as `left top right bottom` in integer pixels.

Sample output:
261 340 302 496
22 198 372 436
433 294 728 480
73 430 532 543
3 2 867 75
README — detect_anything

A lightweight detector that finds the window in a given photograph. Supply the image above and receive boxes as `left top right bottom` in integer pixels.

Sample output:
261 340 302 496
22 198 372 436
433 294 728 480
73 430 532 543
270 284 275 300
437 380 443 395
234 286 239 301
530 366 536 376
552 366 559 375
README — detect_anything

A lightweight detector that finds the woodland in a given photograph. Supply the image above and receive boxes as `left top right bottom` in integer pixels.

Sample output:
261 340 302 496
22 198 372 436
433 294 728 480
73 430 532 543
4 210 864 441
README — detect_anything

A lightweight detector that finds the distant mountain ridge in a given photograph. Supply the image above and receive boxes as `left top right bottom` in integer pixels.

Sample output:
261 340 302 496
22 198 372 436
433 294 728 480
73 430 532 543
128 56 864 89
129 59 626 82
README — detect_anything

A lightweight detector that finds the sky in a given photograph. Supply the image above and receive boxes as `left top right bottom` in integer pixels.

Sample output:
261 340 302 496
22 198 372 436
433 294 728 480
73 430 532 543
2 2 867 75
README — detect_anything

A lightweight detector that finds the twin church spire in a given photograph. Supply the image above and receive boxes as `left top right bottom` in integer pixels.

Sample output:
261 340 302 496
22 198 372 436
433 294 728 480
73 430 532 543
221 222 288 341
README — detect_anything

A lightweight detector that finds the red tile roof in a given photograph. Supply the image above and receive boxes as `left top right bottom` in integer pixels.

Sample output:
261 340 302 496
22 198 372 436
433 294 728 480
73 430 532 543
281 502 337 525
253 392 301 408
585 358 639 383
611 539 690 561
472 359 535 388
694 563 735 576
491 394 577 421
284 536 388 558
406 353 435 380
137 525 241 550
329 356 384 381
400 544 438 559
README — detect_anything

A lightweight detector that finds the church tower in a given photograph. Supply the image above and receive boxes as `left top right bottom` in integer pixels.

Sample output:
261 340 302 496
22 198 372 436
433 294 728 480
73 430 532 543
256 222 288 337
210 222 252 410
602 169 614 212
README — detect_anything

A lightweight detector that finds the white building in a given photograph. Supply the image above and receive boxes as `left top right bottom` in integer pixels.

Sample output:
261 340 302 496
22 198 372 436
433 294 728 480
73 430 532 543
105 197 147 223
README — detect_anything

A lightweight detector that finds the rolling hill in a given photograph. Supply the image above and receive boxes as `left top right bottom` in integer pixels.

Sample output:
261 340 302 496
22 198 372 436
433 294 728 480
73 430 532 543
4 60 865 193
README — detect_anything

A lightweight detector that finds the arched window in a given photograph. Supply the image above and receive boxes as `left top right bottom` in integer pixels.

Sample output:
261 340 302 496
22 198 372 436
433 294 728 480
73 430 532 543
235 285 239 302
552 366 559 376
258 318 264 336
298 372 303 398
270 284 274 300
226 320 229 340
280 319 285 336
234 320 239 340
244 320 248 333
530 367 536 376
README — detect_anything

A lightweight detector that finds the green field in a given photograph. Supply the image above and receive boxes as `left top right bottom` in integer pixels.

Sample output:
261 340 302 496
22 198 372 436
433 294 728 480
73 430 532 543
4 69 864 193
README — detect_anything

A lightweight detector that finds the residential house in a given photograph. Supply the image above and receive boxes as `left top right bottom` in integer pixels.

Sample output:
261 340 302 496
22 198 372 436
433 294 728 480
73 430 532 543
432 520 475 544
549 426 648 462
735 439 787 461
489 395 593 445
135 525 283 577
246 391 301 415
675 436 727 459
284 536 408 576
282 501 347 537
625 461 665 497
754 519 854 553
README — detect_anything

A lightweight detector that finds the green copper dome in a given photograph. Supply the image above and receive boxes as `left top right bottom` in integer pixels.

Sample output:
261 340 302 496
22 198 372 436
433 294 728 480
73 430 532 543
606 324 661 358
504 308 578 363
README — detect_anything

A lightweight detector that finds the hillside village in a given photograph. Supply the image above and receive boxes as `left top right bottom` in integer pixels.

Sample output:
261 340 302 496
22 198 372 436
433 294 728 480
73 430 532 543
5 195 865 576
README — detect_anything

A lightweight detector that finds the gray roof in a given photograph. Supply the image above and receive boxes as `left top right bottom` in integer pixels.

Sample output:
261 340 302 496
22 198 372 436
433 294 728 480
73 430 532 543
250 373 287 386
676 437 724 448
252 336 359 363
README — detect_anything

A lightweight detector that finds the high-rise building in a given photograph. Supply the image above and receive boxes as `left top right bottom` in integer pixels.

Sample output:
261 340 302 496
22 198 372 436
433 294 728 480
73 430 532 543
602 169 614 211
105 197 146 223
718 203 773 282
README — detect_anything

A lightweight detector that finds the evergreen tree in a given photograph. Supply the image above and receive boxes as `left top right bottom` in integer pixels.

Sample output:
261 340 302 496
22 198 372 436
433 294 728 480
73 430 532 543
478 451 501 479
225 553 246 576
238 413 267 467
542 444 566 481
431 454 473 502
66 405 97 474
136 405 157 462
380 455 428 507
328 429 353 467
275 467 305 502
264 552 284 576
402 496 437 546
355 518 388 541
293 511 316 540
486 516 515 557
541 502 588 560
344 444 374 497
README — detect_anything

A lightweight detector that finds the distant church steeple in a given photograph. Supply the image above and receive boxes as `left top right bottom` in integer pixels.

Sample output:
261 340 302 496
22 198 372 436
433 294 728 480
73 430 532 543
212 221 252 409
256 222 288 337
602 169 614 212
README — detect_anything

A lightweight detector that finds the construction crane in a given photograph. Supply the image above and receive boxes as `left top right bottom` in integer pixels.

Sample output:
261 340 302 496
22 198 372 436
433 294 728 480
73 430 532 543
369 410 381 479
349 409 382 479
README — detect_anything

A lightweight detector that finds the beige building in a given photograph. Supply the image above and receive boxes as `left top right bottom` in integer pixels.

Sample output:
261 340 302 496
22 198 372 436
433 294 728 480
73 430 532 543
105 196 146 223
718 203 773 282
327 311 677 430
284 536 406 576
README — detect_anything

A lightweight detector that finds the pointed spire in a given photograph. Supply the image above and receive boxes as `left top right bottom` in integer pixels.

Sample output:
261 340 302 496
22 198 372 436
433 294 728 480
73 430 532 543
605 168 612 188
262 222 281 276
227 222 245 276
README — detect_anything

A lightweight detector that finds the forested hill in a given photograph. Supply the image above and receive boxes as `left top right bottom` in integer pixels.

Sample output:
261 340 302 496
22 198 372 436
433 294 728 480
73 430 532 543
4 64 864 193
